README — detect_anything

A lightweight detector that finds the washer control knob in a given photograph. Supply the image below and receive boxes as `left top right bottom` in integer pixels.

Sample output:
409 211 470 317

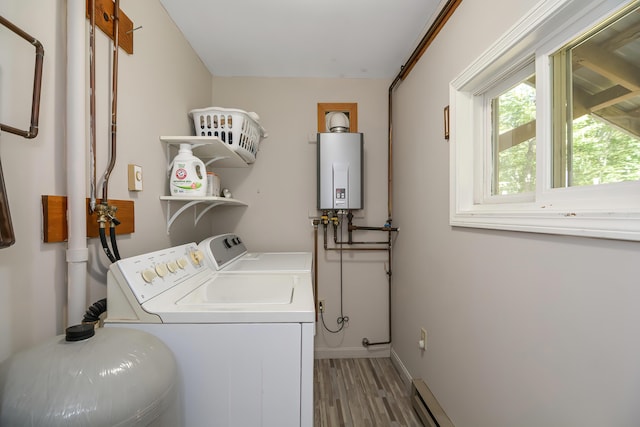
155 263 168 277
177 258 188 269
190 249 204 265
141 269 158 283
223 238 232 249
167 261 178 273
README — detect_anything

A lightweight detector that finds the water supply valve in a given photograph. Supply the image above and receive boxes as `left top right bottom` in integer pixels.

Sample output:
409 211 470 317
106 205 120 226
95 204 120 227
320 211 329 225
95 204 109 228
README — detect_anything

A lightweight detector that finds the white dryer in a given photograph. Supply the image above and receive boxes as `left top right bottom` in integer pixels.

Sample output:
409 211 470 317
105 240 314 427
198 233 312 273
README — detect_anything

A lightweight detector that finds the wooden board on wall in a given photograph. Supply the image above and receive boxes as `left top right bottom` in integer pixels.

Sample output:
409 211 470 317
86 0 134 54
42 195 134 243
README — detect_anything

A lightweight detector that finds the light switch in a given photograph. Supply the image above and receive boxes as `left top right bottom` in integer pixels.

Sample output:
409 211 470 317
128 164 143 191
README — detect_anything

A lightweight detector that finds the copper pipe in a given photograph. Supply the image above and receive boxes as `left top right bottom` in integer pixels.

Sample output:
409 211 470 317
0 15 44 247
344 241 389 245
313 220 319 321
362 229 393 348
325 247 388 252
0 158 15 248
387 0 462 221
341 212 397 245
0 15 44 139
362 0 461 348
349 225 398 232
334 225 388 245
323 222 388 252
397 0 462 80
336 217 388 245
387 75 401 222
101 0 120 203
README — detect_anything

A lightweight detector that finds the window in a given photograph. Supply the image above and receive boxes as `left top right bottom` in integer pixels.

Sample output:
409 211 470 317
489 68 536 196
450 0 640 241
551 8 640 188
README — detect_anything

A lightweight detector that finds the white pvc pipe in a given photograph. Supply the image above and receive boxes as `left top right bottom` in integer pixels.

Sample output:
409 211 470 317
66 0 88 326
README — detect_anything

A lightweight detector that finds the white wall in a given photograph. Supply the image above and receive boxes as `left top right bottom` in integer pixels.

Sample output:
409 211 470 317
0 0 66 363
391 0 640 426
0 0 212 362
210 77 393 357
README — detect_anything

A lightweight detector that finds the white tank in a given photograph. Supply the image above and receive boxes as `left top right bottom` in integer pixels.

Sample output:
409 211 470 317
0 325 181 427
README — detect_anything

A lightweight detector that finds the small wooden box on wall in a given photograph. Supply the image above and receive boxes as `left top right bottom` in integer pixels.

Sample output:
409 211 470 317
317 103 358 132
42 195 134 243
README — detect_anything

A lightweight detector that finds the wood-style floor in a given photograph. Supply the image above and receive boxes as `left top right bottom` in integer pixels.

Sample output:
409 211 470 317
314 358 422 427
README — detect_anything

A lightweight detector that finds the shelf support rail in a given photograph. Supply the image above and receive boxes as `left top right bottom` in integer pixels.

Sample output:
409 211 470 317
164 199 226 233
204 156 230 169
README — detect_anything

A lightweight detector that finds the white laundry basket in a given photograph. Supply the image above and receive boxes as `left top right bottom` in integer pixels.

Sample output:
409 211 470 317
189 107 267 163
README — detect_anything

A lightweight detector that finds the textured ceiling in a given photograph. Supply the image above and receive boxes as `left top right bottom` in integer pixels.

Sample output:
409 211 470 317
159 0 442 78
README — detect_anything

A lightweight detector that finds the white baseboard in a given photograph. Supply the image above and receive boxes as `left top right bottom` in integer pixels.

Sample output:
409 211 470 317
314 345 390 359
390 347 413 391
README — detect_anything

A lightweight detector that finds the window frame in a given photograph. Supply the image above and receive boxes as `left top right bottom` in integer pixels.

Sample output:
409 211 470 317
482 61 536 201
449 0 640 241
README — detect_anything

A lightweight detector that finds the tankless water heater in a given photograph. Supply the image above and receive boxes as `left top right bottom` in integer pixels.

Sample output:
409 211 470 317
317 132 363 210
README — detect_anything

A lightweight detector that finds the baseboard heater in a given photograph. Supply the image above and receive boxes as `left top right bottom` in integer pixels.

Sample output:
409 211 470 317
412 379 455 427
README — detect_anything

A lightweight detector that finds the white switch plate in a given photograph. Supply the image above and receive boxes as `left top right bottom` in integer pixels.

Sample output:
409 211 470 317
128 164 143 191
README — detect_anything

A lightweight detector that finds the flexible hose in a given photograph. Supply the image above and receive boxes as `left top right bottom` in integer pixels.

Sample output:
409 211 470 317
109 223 120 260
82 298 107 323
99 227 116 263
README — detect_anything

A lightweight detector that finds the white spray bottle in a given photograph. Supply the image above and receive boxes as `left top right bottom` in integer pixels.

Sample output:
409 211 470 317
170 144 207 196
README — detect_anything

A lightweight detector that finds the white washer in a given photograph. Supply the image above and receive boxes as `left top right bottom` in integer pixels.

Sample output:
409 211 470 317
105 241 314 427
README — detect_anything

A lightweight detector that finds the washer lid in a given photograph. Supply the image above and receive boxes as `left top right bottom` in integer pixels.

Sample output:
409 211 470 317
140 272 315 324
178 274 295 304
222 252 312 273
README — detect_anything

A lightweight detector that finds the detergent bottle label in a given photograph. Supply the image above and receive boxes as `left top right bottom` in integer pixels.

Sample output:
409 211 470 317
170 157 207 196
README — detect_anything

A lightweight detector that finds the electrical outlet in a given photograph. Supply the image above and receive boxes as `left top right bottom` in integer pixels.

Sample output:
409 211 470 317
420 328 427 350
318 300 325 313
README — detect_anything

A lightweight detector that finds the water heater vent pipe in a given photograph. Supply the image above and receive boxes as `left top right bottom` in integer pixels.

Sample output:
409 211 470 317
328 112 349 133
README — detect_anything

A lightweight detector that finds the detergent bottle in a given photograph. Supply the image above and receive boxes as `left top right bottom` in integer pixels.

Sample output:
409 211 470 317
170 144 207 196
